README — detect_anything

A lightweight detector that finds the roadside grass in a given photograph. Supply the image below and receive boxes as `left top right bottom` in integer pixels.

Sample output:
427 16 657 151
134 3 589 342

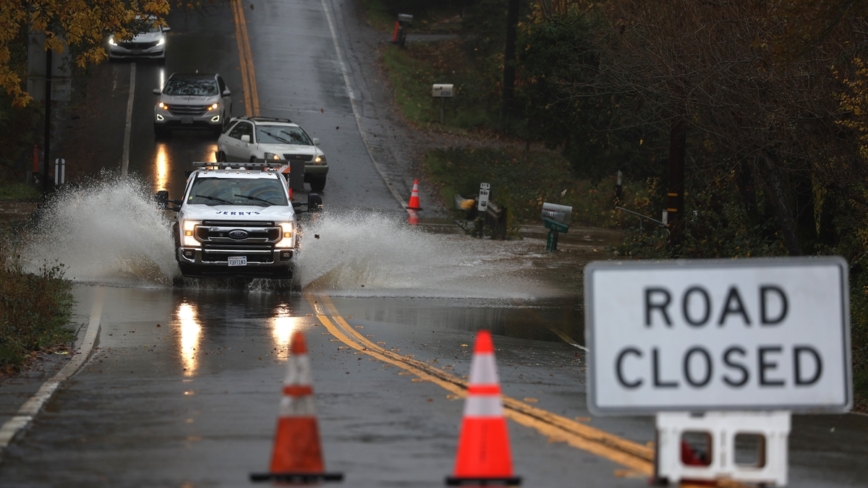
426 146 650 234
0 182 40 200
382 41 497 131
0 213 75 376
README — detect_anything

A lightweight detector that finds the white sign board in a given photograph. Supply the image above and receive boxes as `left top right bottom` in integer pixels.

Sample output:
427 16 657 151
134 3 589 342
584 257 851 415
477 182 490 212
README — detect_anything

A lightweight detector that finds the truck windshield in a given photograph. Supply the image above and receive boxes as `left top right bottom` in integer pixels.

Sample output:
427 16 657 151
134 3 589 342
187 177 287 206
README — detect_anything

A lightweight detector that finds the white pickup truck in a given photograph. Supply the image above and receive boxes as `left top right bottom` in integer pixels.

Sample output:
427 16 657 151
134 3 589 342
155 162 321 279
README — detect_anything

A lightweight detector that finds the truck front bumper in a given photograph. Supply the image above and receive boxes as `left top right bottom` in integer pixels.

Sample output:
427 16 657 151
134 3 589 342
177 247 295 278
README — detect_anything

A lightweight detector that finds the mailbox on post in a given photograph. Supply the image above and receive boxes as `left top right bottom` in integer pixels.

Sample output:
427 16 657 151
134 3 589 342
541 202 572 251
433 84 454 125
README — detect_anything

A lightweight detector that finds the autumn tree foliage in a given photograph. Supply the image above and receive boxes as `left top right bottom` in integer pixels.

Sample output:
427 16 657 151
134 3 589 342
0 1 170 107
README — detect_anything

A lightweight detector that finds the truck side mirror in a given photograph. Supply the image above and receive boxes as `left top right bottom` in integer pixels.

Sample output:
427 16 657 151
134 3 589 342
152 88 161 95
155 190 169 210
308 193 323 213
241 134 250 143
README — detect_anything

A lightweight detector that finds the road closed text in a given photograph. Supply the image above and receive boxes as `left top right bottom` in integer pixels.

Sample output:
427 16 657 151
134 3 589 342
614 285 822 390
584 258 851 414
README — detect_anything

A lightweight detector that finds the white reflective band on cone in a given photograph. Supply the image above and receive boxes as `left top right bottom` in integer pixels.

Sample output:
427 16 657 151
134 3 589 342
468 354 499 384
464 395 504 417
279 395 317 417
284 355 312 387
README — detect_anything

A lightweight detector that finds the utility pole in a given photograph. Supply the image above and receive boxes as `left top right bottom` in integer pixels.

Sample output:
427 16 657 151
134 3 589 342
43 49 52 198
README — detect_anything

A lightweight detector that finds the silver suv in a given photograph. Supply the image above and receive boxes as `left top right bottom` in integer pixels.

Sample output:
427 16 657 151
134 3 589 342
153 72 232 138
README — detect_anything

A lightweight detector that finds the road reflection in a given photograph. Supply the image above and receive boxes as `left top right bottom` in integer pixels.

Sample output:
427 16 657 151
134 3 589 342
271 303 304 360
177 301 201 376
155 142 169 191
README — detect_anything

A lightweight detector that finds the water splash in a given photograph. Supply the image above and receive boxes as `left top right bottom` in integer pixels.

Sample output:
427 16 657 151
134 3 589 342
10 180 565 298
17 175 178 286
298 210 558 299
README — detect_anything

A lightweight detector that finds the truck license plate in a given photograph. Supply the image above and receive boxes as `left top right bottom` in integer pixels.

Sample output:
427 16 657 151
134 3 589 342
228 256 247 267
181 117 193 125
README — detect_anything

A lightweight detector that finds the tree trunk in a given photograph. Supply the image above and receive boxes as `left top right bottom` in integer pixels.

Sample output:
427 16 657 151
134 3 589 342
501 0 519 121
794 170 817 255
667 117 686 247
760 152 801 256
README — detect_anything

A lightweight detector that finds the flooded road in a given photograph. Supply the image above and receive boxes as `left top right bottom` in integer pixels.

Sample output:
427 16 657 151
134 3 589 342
1 0 867 486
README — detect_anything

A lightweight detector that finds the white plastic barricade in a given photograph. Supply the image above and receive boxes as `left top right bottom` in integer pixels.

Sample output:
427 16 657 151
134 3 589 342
656 411 790 486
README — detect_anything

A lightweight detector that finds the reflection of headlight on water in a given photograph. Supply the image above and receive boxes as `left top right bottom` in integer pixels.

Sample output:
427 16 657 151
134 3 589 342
177 302 201 376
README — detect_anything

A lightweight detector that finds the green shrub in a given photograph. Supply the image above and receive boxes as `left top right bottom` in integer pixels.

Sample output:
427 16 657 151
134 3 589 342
0 235 74 373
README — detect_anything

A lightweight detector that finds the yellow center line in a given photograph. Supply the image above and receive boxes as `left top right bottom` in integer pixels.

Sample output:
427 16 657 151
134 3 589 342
305 293 654 476
230 0 260 116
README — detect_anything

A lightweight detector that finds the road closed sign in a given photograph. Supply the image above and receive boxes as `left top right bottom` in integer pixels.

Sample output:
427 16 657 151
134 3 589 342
584 257 851 415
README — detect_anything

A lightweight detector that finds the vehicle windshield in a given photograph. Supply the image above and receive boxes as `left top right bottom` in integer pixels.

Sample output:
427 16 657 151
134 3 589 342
186 177 287 206
164 77 218 96
256 125 312 145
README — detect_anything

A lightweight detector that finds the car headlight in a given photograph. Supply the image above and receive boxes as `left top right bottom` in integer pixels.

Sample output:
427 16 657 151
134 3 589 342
275 222 294 248
208 103 220 111
182 220 201 247
157 37 165 46
158 102 169 110
314 155 326 164
109 36 116 46
263 152 282 161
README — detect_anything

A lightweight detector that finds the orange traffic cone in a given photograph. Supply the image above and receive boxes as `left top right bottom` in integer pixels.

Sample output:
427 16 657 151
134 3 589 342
407 179 423 210
446 330 521 486
250 331 343 483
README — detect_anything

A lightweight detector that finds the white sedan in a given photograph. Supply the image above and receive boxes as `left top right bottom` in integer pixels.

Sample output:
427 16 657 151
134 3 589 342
216 117 329 192
107 15 169 62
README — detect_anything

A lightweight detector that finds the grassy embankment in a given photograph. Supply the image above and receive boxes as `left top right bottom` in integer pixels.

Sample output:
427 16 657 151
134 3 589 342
380 38 651 234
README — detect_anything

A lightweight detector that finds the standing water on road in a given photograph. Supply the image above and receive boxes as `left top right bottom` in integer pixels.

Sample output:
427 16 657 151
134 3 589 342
10 180 589 298
298 210 573 299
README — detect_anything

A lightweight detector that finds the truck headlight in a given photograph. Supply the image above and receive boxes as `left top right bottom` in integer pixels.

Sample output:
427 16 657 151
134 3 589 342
182 220 201 247
314 155 326 164
275 222 294 248
264 152 282 161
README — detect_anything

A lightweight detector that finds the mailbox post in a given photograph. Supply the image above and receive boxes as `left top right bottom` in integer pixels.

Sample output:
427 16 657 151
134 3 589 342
541 202 572 251
393 14 413 47
432 84 453 124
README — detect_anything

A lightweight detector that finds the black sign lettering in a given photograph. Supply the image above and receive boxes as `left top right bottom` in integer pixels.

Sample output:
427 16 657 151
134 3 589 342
722 346 750 387
794 346 823 386
615 347 643 389
758 346 785 386
652 347 679 388
760 285 788 325
718 286 751 326
683 347 713 387
645 288 672 327
682 286 711 326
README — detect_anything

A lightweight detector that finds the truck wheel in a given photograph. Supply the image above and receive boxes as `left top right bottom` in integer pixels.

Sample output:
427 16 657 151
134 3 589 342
309 177 326 193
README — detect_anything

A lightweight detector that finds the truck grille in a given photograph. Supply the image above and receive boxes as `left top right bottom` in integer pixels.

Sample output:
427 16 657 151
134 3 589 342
168 104 210 116
196 222 280 245
282 153 313 162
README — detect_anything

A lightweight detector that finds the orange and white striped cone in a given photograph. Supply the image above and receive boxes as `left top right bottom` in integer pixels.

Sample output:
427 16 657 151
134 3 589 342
446 330 521 486
407 179 423 210
250 331 343 483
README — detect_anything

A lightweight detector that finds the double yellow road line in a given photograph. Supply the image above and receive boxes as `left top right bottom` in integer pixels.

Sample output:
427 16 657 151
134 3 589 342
305 293 655 477
230 0 260 116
